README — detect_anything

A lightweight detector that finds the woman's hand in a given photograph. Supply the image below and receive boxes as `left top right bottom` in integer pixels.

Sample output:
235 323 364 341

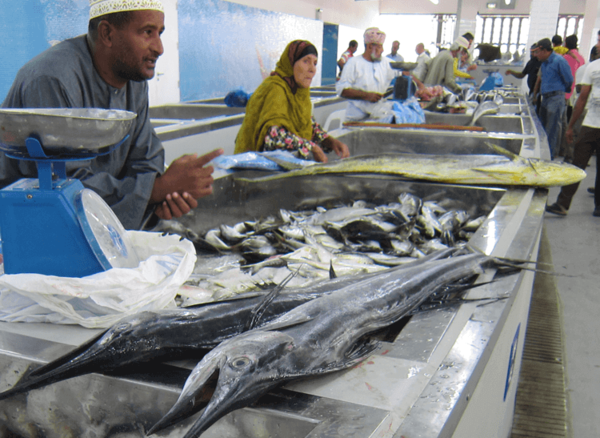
322 137 350 159
312 145 328 163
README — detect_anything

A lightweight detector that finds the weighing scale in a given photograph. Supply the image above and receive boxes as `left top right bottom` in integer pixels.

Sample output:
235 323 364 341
0 108 141 277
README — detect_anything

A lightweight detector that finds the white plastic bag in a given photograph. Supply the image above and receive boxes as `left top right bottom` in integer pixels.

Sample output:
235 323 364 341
0 231 196 329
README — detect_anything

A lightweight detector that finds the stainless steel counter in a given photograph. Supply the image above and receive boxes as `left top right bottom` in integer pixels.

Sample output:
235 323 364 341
0 95 549 438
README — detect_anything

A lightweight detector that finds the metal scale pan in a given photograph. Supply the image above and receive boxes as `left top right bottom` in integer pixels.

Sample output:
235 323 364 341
0 108 141 277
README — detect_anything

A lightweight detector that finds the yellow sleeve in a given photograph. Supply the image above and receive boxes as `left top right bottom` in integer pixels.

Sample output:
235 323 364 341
553 46 569 55
453 57 472 79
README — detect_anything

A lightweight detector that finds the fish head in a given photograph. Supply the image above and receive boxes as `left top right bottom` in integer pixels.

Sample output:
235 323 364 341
527 159 587 186
149 330 295 436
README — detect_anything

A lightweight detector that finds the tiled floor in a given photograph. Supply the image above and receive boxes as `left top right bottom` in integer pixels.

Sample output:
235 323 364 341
543 155 599 438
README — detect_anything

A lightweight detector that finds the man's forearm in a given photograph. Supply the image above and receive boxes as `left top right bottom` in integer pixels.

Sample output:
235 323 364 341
341 88 373 100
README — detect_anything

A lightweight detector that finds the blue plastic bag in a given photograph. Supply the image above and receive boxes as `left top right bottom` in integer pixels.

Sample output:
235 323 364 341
392 97 425 124
212 151 312 171
224 89 252 107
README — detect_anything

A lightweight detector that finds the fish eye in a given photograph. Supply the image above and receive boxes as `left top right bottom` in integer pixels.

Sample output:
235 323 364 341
115 323 130 331
229 356 252 369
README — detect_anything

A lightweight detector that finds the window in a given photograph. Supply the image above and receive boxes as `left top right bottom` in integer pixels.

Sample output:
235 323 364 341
556 15 584 45
476 15 529 58
433 14 457 49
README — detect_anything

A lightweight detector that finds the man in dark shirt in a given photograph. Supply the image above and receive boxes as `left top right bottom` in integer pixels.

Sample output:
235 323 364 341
505 43 542 95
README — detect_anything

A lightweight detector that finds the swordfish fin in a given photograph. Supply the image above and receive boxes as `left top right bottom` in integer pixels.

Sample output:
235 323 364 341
246 267 300 331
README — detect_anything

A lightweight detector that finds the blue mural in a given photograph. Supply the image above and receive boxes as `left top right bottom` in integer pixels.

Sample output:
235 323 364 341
0 0 88 102
0 0 324 104
177 0 323 101
322 24 339 86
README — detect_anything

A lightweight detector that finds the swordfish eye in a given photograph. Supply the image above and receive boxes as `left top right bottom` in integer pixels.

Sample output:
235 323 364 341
229 355 253 370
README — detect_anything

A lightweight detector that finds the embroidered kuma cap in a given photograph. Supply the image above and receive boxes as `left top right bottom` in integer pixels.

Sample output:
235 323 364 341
90 0 164 20
454 36 470 50
364 27 386 45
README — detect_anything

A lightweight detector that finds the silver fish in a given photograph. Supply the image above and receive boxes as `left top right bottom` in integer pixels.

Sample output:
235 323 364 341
219 224 249 244
205 229 231 251
148 250 491 438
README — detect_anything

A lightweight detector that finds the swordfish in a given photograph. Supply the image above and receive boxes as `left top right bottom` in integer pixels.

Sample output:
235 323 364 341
0 249 455 401
148 250 495 438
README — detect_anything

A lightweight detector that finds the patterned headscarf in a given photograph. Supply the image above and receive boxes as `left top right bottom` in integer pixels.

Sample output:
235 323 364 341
90 0 164 20
271 40 318 94
364 27 386 45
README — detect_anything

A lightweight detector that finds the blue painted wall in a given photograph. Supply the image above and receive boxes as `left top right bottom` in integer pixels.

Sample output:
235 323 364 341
322 23 339 85
0 0 88 102
177 0 323 101
0 0 323 103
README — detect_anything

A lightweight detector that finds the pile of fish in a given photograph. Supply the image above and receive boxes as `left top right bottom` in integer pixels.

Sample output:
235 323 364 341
171 193 487 305
0 247 515 438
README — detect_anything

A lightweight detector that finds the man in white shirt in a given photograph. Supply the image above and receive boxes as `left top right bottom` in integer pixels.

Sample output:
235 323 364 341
387 41 404 62
336 27 400 121
413 43 431 81
546 59 600 217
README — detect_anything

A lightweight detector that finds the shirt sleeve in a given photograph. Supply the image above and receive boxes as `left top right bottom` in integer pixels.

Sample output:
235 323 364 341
311 119 331 151
445 58 461 93
336 58 357 95
263 125 316 159
558 58 574 92
73 106 164 230
453 58 471 79
580 63 592 85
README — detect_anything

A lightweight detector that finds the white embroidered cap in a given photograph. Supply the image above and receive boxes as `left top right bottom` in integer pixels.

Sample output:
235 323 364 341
90 0 164 20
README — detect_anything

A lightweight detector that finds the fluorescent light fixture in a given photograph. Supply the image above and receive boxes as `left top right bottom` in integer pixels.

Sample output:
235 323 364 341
430 0 439 4
505 0 512 4
487 2 497 8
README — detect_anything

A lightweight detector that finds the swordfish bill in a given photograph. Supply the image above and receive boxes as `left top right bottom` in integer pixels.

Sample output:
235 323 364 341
148 250 493 438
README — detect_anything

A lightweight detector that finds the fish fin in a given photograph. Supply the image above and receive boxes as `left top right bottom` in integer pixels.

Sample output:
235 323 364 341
345 338 380 362
484 141 536 172
484 141 521 160
260 155 305 171
260 311 315 331
329 261 337 279
246 267 299 331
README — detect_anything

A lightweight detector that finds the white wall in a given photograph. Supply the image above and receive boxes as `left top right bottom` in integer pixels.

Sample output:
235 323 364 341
223 0 379 29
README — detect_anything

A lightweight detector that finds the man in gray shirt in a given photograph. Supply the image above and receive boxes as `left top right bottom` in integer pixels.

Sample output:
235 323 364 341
424 37 470 95
0 0 222 230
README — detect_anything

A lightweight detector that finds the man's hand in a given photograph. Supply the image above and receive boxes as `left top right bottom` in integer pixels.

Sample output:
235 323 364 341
151 148 224 219
154 192 198 220
322 137 350 159
565 127 574 144
467 64 477 72
364 92 383 103
505 70 513 76
312 145 328 163
341 88 383 103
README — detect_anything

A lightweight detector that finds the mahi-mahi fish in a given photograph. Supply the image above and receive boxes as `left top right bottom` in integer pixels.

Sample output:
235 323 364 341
241 144 586 188
0 250 454 401
147 250 496 438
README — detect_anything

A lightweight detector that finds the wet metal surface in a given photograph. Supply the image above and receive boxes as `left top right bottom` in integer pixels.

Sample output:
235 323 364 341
0 98 549 438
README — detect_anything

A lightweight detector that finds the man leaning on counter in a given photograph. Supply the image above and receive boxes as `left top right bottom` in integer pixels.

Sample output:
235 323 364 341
0 0 223 230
